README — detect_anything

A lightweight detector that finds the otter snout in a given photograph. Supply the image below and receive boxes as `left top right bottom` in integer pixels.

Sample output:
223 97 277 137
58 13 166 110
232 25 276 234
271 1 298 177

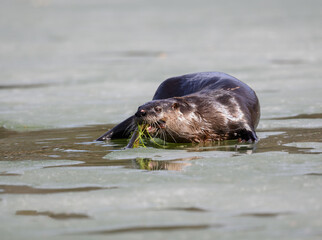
135 109 146 118
135 104 163 119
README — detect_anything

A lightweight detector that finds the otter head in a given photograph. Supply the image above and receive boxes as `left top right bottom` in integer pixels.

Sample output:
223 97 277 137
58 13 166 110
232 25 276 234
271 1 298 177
134 98 192 137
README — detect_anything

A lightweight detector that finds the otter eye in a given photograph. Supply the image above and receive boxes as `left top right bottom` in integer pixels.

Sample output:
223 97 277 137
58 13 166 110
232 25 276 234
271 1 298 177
154 106 162 113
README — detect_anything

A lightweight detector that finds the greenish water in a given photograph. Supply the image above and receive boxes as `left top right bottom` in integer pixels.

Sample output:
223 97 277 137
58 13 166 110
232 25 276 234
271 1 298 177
1 0 322 239
1 122 322 239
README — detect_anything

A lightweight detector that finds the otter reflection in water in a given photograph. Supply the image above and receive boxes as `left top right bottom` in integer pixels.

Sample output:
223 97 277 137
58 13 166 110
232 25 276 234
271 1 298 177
97 72 260 148
134 158 192 171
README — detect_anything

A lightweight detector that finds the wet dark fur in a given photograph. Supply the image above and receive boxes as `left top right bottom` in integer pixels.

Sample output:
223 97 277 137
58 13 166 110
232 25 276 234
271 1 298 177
97 72 260 143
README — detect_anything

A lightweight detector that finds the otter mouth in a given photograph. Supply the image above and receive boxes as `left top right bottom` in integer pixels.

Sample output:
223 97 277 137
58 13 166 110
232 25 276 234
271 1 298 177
146 120 166 133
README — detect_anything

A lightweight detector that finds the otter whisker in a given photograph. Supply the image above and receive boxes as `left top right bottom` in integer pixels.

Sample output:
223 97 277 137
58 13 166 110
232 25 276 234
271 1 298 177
165 128 178 143
160 129 167 145
153 122 167 146
154 121 162 129
156 129 166 145
152 121 166 142
151 120 166 142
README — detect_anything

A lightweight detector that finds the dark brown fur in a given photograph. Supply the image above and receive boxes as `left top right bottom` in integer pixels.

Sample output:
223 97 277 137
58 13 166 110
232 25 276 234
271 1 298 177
97 72 260 144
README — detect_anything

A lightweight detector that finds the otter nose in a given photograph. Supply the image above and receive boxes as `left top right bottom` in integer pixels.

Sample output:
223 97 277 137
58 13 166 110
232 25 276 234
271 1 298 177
135 109 146 117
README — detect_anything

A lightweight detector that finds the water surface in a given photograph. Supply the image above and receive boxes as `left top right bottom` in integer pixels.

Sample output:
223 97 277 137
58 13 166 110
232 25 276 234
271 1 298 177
1 0 322 239
1 121 322 239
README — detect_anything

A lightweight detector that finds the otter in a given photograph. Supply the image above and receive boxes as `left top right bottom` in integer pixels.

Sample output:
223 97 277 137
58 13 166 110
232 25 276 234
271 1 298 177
96 72 260 147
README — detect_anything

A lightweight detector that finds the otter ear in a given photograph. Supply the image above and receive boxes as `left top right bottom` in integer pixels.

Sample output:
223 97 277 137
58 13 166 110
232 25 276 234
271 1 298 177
172 102 179 110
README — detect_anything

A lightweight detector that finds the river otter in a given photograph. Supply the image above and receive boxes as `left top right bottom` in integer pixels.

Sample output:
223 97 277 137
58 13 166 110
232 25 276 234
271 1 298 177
97 72 260 146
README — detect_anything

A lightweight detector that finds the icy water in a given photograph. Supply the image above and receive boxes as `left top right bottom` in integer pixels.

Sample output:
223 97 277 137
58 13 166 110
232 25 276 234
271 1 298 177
1 0 322 239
